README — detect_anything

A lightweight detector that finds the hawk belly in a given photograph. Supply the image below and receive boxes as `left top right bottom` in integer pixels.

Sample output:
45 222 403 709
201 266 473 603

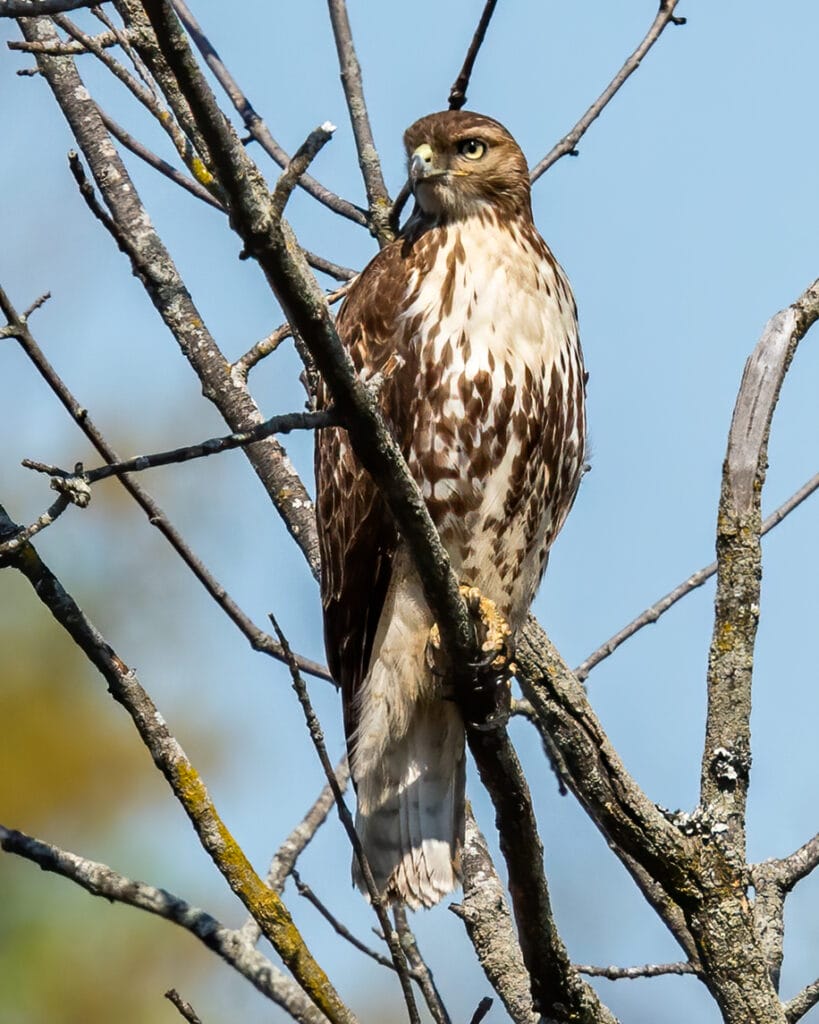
351 214 585 907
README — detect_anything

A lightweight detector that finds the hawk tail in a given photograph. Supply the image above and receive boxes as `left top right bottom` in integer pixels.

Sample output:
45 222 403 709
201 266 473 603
353 701 465 909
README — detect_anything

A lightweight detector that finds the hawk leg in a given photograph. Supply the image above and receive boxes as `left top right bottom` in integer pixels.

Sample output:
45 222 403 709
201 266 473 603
426 585 515 729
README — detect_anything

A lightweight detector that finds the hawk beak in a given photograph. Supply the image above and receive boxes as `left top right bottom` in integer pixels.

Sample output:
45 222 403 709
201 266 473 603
410 143 436 182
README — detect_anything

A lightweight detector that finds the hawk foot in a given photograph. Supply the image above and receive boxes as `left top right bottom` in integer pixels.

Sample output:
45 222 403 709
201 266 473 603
426 585 515 726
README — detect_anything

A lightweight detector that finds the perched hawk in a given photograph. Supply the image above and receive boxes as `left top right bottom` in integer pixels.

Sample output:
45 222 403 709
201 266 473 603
315 110 586 909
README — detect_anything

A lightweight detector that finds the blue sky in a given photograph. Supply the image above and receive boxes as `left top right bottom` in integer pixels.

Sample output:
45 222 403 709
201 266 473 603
1 3 818 1022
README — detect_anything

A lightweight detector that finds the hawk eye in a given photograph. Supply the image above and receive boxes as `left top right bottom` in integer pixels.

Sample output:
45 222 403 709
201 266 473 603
458 138 486 160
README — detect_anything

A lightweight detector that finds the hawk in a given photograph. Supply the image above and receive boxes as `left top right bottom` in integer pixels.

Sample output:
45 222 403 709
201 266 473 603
315 110 586 908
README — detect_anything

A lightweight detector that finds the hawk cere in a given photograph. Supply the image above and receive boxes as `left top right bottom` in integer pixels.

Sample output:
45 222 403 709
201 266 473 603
315 110 586 908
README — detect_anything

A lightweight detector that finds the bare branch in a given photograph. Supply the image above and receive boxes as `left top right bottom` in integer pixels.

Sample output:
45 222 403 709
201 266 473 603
393 904 451 1024
575 469 819 681
468 999 494 1024
701 278 819 849
232 281 354 380
0 513 357 1024
293 869 397 974
452 808 537 1024
23 408 340 487
326 0 392 243
448 0 499 110
168 0 367 228
0 0 97 14
577 962 695 981
8 27 122 52
785 978 819 1024
530 0 686 181
238 761 349 947
99 104 223 208
0 826 328 1023
0 493 71 557
271 122 337 221
164 990 204 1024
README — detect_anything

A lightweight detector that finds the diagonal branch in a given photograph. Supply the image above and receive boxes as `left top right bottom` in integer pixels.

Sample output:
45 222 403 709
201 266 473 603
700 278 819 853
0 505 357 1024
575 468 819 682
325 0 392 243
530 0 686 182
0 825 328 1023
785 979 819 1024
448 0 499 111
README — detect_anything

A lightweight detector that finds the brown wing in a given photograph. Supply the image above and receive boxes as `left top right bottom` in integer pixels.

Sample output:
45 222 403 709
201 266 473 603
315 240 420 744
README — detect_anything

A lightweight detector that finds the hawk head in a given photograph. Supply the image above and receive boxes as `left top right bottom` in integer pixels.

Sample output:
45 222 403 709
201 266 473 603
404 110 531 223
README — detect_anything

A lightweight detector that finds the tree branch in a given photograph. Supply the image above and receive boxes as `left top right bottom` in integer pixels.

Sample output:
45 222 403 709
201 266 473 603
530 0 686 182
577 961 695 981
448 0 499 111
23 408 340 487
701 278 819 853
393 904 452 1024
575 469 819 682
785 978 819 1024
164 990 204 1024
452 808 538 1024
0 0 97 13
0 825 329 1024
325 0 392 243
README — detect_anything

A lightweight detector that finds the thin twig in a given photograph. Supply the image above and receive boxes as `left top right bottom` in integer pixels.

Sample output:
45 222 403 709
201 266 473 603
293 869 398 973
393 904 452 1024
22 407 340 487
271 122 337 221
164 990 203 1024
448 0 499 110
238 759 350 946
326 0 393 243
0 826 327 1023
575 469 819 681
232 281 354 380
8 27 122 53
0 283 331 685
530 0 686 181
90 4 155 92
0 494 71 558
269 615 422 1024
54 13 222 200
168 0 367 228
99 104 223 209
468 998 494 1024
785 978 819 1023
576 961 695 980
